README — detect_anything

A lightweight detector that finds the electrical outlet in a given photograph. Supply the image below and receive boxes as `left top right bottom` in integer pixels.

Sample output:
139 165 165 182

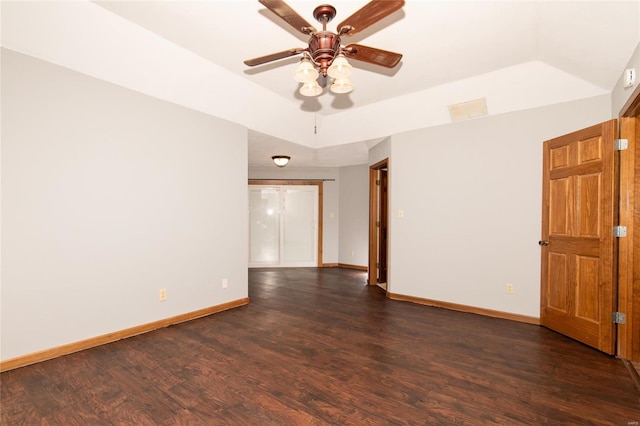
506 283 514 294
350 250 354 257
222 278 228 289
159 288 167 301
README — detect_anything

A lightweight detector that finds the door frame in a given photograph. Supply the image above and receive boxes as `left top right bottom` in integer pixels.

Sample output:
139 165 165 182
248 180 324 267
368 159 389 288
379 168 389 284
617 87 640 361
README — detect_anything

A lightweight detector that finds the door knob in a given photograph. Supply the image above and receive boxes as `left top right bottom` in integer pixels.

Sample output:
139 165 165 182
538 240 549 246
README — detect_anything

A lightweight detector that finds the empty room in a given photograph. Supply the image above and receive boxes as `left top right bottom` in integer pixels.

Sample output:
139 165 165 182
2 1 640 424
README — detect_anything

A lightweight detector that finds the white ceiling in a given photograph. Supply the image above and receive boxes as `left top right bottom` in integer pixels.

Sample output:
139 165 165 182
2 1 640 167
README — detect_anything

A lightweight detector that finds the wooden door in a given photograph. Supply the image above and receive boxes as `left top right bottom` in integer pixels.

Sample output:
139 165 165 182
540 120 618 354
369 159 389 287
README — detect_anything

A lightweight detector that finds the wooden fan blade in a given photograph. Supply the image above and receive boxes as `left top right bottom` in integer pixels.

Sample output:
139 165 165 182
338 0 404 36
244 48 305 66
259 0 316 34
343 44 402 68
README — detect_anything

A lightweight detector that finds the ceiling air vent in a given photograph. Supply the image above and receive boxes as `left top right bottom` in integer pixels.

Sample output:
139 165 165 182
448 98 488 122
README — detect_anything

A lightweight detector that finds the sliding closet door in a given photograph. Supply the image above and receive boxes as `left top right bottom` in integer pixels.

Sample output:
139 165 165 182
249 185 318 267
248 187 280 263
283 187 317 263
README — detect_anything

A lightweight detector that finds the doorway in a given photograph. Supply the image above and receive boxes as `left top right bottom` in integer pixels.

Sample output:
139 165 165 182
368 159 389 289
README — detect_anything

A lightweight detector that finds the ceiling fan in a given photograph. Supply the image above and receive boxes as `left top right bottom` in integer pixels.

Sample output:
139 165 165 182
244 0 405 96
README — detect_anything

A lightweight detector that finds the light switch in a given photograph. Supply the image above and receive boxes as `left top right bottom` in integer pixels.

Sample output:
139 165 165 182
398 210 404 218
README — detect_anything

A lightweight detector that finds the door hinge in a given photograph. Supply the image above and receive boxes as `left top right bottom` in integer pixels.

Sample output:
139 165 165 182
376 221 380 228
612 312 626 324
613 226 627 238
376 179 380 185
376 262 380 268
614 138 629 151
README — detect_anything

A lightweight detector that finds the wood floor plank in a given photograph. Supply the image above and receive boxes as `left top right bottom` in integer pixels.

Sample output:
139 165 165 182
1 267 639 424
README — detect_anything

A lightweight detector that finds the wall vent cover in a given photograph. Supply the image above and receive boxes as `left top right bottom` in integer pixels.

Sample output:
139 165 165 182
448 98 489 122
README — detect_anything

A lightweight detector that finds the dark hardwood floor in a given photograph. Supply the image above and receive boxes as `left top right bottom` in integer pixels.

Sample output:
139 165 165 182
2 267 639 425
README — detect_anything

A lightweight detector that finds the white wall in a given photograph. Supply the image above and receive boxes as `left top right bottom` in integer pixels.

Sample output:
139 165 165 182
338 165 369 267
1 49 248 361
369 138 390 167
248 166 339 264
388 95 611 318
612 41 640 116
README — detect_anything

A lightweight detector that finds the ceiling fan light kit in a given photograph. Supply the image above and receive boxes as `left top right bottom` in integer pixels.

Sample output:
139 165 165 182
330 77 354 94
300 80 324 97
327 54 353 79
294 57 319 83
296 53 353 96
244 0 405 99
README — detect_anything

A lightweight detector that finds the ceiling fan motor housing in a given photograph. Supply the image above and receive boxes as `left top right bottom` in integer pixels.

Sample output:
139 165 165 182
309 32 341 76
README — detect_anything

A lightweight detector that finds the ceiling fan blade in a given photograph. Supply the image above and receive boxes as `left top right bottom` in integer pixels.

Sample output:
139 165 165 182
244 48 305 66
338 0 405 36
343 44 402 68
259 0 316 34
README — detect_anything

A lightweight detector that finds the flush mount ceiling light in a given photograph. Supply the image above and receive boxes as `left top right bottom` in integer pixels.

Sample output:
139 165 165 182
244 1 405 98
272 155 291 167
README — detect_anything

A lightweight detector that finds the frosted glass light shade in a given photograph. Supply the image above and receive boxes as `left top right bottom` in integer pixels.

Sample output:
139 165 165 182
330 78 353 94
300 80 323 97
327 55 353 79
294 59 319 83
272 155 291 167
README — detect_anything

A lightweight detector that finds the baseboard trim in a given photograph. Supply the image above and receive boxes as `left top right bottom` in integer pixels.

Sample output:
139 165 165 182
622 359 640 394
387 292 540 325
338 263 368 271
0 297 250 373
322 263 368 271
